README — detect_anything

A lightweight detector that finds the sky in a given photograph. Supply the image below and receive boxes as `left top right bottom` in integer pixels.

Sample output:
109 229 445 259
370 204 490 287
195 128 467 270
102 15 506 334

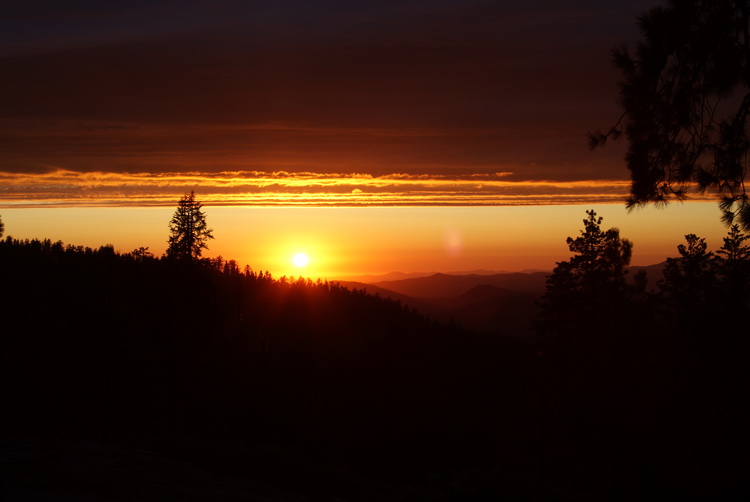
0 0 731 277
0 0 657 204
2 203 730 280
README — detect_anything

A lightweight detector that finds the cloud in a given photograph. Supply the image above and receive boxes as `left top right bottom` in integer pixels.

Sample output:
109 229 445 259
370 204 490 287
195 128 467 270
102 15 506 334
0 1 654 186
0 169 659 208
0 119 627 182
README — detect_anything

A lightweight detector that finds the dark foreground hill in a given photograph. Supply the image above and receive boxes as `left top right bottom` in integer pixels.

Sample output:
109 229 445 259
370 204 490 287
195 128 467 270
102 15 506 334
346 271 549 336
340 280 541 335
346 267 667 335
1 238 743 500
435 284 540 334
0 238 536 499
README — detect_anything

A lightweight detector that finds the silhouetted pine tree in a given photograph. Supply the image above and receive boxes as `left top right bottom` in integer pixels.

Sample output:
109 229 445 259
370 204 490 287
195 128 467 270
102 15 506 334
658 234 716 330
535 210 644 343
166 191 214 260
714 224 750 317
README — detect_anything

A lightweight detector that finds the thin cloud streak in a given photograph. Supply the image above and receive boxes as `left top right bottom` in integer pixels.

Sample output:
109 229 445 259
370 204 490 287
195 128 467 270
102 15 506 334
0 169 649 208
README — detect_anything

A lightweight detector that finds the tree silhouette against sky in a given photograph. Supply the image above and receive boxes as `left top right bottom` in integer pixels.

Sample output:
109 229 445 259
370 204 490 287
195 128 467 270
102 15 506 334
536 210 639 342
166 191 214 261
590 0 750 229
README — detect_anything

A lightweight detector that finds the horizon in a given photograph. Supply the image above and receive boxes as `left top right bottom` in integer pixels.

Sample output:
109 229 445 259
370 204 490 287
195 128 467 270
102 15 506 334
0 201 730 280
0 0 735 280
2 2 745 497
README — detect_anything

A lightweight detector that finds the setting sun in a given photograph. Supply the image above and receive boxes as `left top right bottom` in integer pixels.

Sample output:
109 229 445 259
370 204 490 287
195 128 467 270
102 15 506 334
2 1 744 497
292 252 310 267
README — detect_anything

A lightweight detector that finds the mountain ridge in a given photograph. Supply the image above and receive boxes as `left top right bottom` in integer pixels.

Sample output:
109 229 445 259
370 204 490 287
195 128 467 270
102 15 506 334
338 264 668 335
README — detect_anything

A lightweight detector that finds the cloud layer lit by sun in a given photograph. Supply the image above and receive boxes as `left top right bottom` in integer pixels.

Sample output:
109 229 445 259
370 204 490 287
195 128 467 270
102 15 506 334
0 169 660 208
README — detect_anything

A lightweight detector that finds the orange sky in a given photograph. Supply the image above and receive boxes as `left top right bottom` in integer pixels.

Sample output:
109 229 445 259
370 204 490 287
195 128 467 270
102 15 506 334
0 0 737 278
0 203 729 279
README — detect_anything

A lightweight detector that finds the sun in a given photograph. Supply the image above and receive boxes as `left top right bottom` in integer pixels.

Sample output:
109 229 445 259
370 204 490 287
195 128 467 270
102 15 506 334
292 252 310 267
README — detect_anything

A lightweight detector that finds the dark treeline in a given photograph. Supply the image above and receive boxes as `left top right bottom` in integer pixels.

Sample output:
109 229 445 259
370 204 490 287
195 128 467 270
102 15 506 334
534 212 747 500
1 237 532 500
1 226 746 499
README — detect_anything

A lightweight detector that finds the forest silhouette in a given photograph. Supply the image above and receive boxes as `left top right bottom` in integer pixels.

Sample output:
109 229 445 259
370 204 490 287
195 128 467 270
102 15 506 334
1 205 746 500
4 0 749 497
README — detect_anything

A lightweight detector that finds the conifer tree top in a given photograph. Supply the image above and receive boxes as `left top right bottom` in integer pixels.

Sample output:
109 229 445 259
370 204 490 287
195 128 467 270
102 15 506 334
166 191 214 261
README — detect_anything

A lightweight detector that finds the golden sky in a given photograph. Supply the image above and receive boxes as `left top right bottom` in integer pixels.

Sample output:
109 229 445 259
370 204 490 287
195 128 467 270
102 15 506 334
0 1 733 277
1 203 729 279
0 169 641 207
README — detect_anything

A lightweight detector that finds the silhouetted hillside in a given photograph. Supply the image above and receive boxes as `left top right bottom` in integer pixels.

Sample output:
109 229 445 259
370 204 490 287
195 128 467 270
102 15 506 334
1 237 744 500
436 284 540 334
337 280 448 320
0 237 536 499
628 262 667 289
361 267 667 336
372 271 549 298
340 281 539 335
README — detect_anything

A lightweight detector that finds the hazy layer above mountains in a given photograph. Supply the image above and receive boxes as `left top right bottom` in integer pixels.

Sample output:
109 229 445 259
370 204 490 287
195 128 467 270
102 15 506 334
345 269 549 283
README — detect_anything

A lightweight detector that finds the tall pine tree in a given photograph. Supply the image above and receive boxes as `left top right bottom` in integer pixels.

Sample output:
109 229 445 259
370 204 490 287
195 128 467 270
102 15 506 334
536 210 641 343
166 191 214 260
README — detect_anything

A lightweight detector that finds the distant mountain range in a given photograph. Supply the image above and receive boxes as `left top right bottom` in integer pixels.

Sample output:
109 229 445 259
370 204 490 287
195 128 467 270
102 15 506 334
344 269 547 283
338 263 667 336
371 271 550 298
338 271 546 336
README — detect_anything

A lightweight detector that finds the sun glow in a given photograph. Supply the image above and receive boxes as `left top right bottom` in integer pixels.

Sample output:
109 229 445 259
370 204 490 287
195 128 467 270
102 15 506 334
292 252 310 267
0 204 729 280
